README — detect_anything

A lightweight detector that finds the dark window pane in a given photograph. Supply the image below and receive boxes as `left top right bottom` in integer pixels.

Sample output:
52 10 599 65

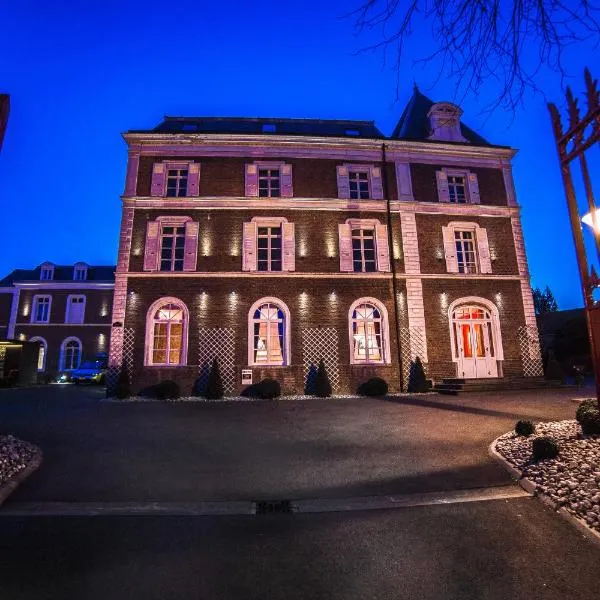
271 248 281 260
259 189 268 197
258 250 268 261
174 249 184 259
271 261 282 271
257 262 268 272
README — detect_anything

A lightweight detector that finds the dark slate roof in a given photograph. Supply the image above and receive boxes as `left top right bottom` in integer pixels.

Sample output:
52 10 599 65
391 87 492 146
0 264 115 286
130 117 386 139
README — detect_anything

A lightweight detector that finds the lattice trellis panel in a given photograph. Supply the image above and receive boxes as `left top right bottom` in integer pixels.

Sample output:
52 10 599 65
106 328 134 395
302 328 340 392
518 325 544 377
400 327 428 391
197 328 236 394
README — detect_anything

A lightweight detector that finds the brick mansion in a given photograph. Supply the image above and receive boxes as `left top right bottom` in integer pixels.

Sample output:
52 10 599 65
0 87 543 394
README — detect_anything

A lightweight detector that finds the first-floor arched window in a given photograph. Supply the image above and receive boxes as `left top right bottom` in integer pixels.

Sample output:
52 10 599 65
30 337 47 372
145 297 189 366
349 298 390 364
248 298 290 366
60 337 82 371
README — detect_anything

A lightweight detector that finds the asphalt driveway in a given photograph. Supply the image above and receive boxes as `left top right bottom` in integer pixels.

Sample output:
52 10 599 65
0 384 584 504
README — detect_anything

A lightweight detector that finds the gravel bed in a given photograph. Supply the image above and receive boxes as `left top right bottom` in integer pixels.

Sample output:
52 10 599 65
495 419 600 533
0 435 39 487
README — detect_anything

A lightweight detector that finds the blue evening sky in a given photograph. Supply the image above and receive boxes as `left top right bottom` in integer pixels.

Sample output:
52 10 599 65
0 1 598 308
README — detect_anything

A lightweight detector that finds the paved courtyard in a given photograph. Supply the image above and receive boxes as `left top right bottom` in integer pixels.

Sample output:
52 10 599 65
0 384 584 504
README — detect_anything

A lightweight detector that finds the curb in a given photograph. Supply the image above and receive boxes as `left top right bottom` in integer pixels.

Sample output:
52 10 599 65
0 449 43 508
488 436 600 548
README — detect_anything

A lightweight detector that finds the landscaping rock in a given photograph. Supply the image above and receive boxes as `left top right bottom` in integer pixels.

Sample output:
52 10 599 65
0 435 38 487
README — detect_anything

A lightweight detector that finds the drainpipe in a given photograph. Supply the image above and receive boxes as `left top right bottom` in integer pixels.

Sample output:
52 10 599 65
381 143 404 391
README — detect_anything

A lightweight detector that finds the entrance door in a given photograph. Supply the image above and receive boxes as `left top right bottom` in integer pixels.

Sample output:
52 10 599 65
452 306 498 378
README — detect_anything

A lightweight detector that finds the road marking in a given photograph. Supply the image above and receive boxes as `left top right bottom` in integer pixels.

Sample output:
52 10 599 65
0 485 529 517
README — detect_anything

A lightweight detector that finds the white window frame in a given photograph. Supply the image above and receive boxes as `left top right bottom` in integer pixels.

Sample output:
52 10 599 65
350 227 377 272
31 295 52 323
73 264 88 281
446 170 469 204
256 223 283 272
454 229 478 274
348 169 371 199
247 297 291 366
159 222 187 272
348 297 391 365
60 336 82 371
65 294 86 324
257 166 281 198
166 166 189 197
30 336 47 372
144 297 189 367
40 264 54 281
443 221 492 274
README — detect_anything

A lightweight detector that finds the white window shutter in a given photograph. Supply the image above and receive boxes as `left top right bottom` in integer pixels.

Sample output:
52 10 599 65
242 222 257 271
375 224 391 272
442 226 459 273
338 223 353 271
143 221 160 271
245 164 258 197
281 164 293 197
396 162 414 201
151 163 166 197
183 221 199 271
467 172 481 204
336 166 350 199
477 227 493 273
370 167 384 199
187 163 200 196
282 222 296 271
436 170 450 203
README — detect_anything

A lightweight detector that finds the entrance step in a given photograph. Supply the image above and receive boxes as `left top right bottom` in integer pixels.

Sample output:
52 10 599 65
434 377 562 395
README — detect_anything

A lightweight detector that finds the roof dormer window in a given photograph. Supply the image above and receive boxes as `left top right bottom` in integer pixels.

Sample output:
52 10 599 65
40 263 54 281
427 102 468 143
73 263 88 281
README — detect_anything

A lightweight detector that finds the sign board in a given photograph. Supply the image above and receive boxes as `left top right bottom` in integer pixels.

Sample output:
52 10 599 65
241 369 252 385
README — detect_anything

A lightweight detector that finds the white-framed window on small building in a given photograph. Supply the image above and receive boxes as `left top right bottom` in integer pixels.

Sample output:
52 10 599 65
30 337 47 372
338 219 390 273
151 161 200 197
336 164 384 200
31 295 51 323
40 263 54 280
348 298 391 364
145 297 189 366
248 297 291 366
143 217 199 272
245 162 293 197
65 295 86 324
166 168 188 197
60 337 82 371
436 169 481 204
442 222 492 274
258 168 281 198
73 263 88 281
242 218 295 272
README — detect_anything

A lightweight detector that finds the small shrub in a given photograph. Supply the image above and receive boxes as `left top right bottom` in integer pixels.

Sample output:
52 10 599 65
532 436 559 461
357 377 389 397
242 378 281 399
407 357 431 393
313 359 332 398
580 410 600 435
204 358 224 400
515 420 535 436
576 398 598 423
153 380 180 400
114 366 131 400
544 350 564 382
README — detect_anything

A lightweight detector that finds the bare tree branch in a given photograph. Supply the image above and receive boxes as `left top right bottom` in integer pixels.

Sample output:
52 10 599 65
349 0 600 113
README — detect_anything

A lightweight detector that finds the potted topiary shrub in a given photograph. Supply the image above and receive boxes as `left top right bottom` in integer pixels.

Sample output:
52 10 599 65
154 380 180 400
204 358 224 400
407 357 431 393
313 359 332 398
257 378 281 399
357 377 389 397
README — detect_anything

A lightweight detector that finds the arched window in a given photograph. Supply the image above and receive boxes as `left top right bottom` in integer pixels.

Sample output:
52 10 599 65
60 337 82 371
248 298 290 366
348 298 391 364
30 337 47 372
145 298 189 366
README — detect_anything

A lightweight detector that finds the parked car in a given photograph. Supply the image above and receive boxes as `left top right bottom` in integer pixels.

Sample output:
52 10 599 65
71 360 107 385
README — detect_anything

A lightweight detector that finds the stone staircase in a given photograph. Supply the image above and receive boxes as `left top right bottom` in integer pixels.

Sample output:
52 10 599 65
434 377 563 395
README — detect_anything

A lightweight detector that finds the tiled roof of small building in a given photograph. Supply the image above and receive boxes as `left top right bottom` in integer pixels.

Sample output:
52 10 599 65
131 117 386 139
0 264 116 286
391 86 491 146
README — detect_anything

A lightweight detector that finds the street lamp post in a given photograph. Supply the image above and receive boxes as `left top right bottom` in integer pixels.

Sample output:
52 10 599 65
548 69 600 405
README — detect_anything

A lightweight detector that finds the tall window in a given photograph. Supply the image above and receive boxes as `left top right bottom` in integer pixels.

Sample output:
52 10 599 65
454 230 478 273
30 337 47 372
32 296 51 323
251 302 286 365
166 168 188 197
149 302 186 366
448 175 467 203
73 265 87 280
352 228 376 272
61 338 82 370
349 170 370 199
258 168 281 197
350 300 388 364
160 225 185 271
257 226 282 271
40 266 54 280
66 295 86 324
